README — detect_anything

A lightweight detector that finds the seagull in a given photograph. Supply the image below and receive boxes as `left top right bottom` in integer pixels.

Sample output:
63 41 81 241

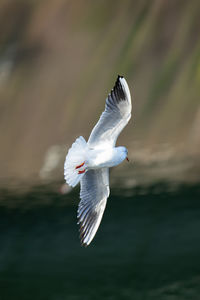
64 75 132 246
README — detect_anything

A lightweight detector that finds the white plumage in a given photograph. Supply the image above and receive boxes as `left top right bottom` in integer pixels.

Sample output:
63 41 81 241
64 75 132 246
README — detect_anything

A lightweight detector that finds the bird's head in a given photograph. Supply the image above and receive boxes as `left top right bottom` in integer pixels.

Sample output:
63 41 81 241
117 146 129 162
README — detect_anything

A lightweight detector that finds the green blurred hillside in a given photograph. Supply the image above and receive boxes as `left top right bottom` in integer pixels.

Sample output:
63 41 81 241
0 0 200 186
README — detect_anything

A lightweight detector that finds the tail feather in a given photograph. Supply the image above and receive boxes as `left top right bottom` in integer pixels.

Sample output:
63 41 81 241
64 136 88 187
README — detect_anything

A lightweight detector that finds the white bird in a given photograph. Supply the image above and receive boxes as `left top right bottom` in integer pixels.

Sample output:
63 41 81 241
64 75 132 246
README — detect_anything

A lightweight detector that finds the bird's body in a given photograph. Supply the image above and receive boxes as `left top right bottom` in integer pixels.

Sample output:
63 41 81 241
64 75 132 246
85 146 128 169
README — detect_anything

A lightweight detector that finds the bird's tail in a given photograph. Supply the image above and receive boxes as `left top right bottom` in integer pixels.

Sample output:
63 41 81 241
64 136 88 187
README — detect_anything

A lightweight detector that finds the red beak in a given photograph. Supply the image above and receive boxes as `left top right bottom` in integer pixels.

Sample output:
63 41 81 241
126 157 129 162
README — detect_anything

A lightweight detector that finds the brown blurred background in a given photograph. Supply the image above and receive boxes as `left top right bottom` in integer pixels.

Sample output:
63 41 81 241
0 0 200 187
1 3 200 299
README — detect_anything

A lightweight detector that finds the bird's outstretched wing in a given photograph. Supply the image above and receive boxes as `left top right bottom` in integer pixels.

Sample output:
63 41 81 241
77 168 109 246
88 75 132 148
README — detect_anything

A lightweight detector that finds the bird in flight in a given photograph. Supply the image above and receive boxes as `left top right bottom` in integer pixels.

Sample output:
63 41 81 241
64 75 132 246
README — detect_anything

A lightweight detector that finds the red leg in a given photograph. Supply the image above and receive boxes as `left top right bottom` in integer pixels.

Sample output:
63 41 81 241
78 169 85 174
75 162 85 169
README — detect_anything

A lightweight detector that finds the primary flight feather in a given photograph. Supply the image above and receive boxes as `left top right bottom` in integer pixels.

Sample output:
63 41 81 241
64 75 132 246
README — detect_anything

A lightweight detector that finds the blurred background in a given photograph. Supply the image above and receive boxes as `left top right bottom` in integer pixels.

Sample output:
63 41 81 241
0 0 200 299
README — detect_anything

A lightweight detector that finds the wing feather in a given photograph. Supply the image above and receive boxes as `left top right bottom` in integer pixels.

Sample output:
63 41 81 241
88 75 132 147
77 168 109 246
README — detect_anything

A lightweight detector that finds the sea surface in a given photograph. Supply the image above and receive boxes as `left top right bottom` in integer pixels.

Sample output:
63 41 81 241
0 183 200 300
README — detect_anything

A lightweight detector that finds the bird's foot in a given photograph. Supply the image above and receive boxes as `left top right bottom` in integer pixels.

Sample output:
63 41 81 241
78 169 85 174
75 162 85 169
75 162 85 174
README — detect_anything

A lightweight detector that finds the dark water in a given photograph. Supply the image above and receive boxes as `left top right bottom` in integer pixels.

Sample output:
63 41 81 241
0 183 200 300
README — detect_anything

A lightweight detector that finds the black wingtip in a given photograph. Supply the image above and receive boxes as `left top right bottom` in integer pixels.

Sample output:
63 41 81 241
111 75 126 102
117 75 123 80
115 75 123 87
